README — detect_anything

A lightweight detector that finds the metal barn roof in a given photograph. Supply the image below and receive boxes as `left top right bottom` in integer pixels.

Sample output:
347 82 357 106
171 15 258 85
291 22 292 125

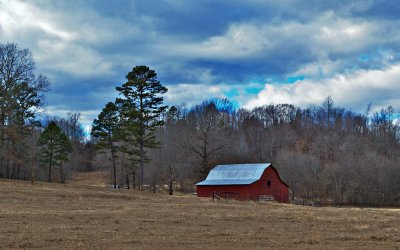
196 163 271 186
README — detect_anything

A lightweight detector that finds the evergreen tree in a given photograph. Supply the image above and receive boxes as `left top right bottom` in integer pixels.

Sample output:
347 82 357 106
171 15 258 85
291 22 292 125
91 102 120 188
116 65 168 190
38 121 72 183
115 98 140 188
54 132 73 183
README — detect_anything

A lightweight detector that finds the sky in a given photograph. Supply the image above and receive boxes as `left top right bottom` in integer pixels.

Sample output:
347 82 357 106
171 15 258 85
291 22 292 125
1 0 400 129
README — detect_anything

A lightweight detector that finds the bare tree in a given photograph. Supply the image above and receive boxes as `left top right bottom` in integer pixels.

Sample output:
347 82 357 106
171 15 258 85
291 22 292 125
0 42 49 180
186 101 226 178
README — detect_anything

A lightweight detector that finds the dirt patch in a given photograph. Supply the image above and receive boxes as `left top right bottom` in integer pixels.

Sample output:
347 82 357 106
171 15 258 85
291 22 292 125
0 178 399 249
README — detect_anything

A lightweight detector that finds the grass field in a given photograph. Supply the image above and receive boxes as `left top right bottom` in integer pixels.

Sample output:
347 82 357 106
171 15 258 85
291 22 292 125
0 172 399 249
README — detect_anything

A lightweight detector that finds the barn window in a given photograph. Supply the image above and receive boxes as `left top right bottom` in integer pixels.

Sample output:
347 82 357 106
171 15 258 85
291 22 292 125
267 180 271 187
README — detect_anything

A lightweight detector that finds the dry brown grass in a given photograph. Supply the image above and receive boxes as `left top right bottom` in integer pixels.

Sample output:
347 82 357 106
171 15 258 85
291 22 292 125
0 173 399 249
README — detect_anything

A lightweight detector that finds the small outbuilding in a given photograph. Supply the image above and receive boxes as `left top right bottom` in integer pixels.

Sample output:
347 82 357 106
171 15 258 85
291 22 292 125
196 163 288 202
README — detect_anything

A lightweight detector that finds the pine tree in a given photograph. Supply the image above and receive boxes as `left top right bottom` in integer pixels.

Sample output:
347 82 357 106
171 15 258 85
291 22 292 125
54 132 73 183
116 66 168 190
91 102 120 188
115 98 140 188
38 121 72 183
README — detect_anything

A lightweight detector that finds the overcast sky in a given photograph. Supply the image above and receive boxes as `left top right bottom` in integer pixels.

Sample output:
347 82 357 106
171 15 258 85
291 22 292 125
1 0 400 128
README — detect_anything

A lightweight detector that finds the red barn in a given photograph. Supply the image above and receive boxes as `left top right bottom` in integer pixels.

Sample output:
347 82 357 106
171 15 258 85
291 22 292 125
196 163 289 202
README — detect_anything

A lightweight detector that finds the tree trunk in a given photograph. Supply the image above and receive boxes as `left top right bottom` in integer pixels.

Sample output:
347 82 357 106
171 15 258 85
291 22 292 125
111 150 117 189
31 130 35 184
139 139 144 190
168 181 173 195
0 154 3 178
139 94 144 191
60 161 64 184
126 174 130 189
6 162 11 179
11 162 15 179
48 150 53 183
132 170 136 189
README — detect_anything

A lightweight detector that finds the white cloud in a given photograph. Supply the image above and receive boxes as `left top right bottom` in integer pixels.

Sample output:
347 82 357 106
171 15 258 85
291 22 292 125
36 40 113 77
293 59 345 78
312 11 377 55
0 1 77 41
161 10 395 64
2 1 398 80
244 64 400 112
196 23 272 58
160 22 273 60
164 84 229 107
44 105 103 128
0 0 129 78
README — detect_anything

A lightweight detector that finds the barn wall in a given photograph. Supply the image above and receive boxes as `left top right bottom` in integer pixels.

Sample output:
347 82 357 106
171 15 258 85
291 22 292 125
197 185 250 200
249 167 289 202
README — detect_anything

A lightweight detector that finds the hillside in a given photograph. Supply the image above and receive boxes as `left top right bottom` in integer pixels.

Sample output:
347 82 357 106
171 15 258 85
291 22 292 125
0 175 399 249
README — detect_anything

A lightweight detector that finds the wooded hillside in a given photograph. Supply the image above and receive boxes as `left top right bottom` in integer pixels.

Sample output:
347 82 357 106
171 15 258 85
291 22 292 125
146 97 400 206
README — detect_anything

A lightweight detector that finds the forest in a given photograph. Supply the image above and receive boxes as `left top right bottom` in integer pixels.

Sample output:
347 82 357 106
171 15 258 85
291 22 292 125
1 42 399 206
